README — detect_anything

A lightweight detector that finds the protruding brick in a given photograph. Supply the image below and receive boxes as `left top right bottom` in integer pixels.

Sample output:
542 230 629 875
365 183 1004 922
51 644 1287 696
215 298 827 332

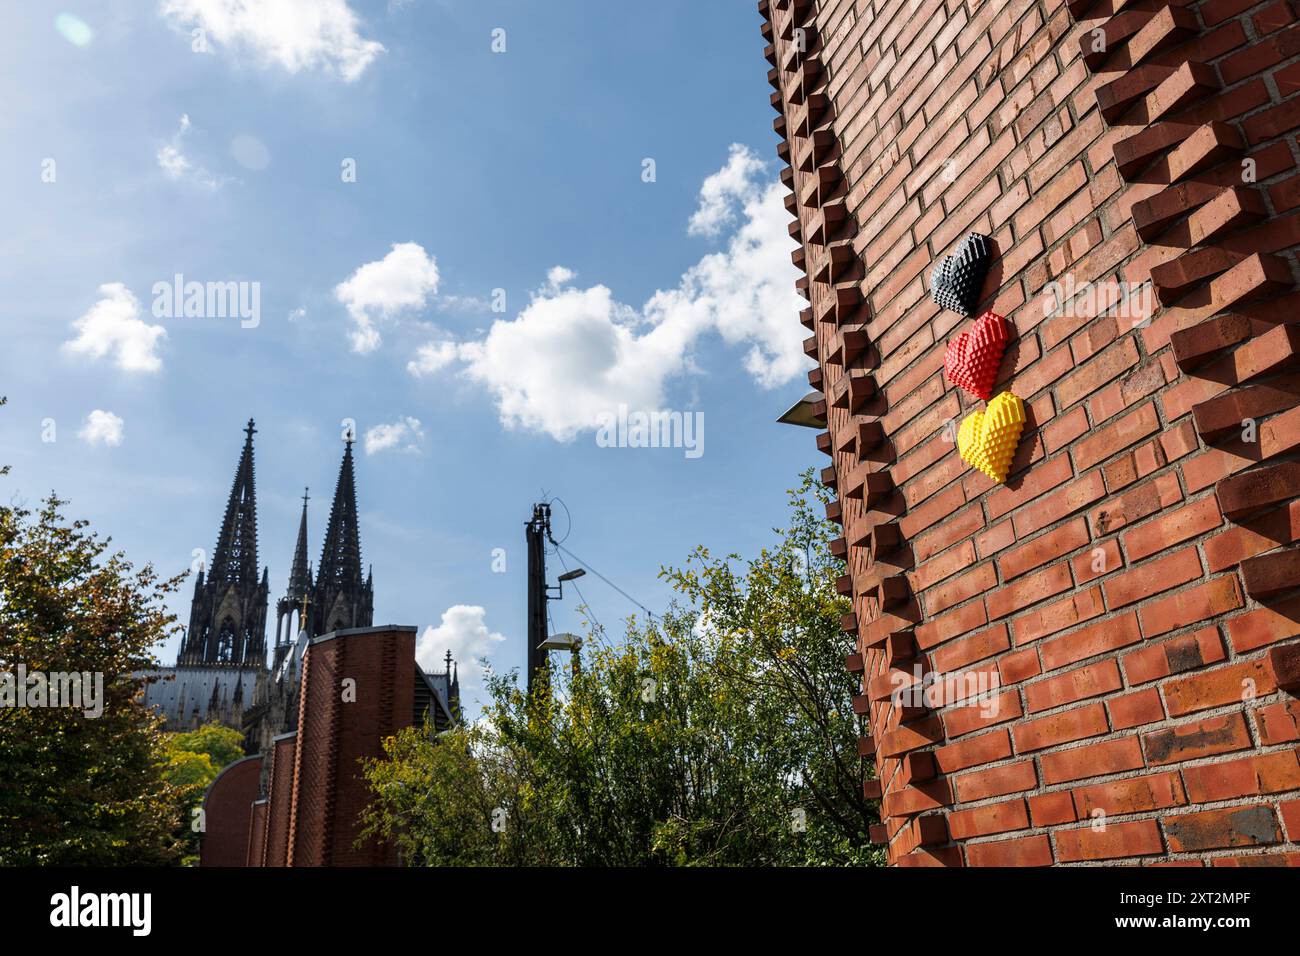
1240 547 1300 599
1267 641 1300 691
1170 314 1251 372
1191 374 1300 442
1217 461 1300 520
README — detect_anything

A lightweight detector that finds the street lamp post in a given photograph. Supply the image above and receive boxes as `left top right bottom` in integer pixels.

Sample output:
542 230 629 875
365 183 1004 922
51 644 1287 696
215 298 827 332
538 632 583 680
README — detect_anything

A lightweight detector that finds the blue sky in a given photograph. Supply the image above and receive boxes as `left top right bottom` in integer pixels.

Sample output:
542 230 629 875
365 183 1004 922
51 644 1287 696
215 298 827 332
0 0 815 716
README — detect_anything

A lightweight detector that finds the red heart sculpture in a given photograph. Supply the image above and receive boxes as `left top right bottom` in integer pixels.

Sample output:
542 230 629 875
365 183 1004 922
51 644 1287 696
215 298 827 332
944 310 1009 400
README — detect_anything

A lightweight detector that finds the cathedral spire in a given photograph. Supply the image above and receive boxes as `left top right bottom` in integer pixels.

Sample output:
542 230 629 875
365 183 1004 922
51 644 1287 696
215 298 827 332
274 488 315 666
317 439 363 595
309 436 373 636
180 419 270 669
209 419 261 586
287 487 312 600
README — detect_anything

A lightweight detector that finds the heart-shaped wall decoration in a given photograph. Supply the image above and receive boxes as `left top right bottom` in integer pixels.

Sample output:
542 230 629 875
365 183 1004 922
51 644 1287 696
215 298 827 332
945 310 1009 400
930 233 993 316
957 391 1026 483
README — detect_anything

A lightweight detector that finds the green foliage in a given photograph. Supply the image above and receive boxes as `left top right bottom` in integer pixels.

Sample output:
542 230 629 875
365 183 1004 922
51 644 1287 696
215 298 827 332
166 723 245 777
161 749 218 789
361 719 563 866
0 494 189 865
361 472 884 866
161 722 248 864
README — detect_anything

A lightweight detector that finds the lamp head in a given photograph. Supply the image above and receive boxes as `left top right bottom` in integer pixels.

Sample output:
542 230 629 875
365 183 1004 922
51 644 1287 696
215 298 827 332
538 632 583 652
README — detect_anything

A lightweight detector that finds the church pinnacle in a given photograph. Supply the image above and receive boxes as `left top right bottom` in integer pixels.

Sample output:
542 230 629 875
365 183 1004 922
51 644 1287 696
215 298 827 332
180 419 270 668
274 486 315 666
307 437 374 637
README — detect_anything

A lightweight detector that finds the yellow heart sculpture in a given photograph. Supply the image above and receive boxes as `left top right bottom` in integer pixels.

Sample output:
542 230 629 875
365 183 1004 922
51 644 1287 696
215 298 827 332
957 391 1026 483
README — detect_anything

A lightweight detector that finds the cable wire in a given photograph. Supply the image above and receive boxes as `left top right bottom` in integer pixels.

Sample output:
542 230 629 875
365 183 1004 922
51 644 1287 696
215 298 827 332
546 496 573 546
554 547 601 634
553 542 657 622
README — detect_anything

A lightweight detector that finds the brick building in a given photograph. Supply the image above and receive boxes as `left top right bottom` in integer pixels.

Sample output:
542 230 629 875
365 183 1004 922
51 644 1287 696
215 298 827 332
761 0 1300 864
201 624 457 866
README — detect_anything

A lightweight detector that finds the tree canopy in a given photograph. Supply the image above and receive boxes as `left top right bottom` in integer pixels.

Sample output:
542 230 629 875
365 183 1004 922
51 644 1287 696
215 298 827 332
0 491 189 865
161 722 248 864
361 473 882 866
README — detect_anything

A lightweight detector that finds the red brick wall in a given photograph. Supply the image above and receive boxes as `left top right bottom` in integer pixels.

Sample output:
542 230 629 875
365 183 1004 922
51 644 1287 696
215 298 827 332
199 756 262 868
246 799 267 867
287 626 415 866
761 0 1300 865
263 733 296 867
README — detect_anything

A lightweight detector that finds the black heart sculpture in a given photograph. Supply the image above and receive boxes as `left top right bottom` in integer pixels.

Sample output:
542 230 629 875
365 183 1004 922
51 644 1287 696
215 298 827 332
930 233 993 316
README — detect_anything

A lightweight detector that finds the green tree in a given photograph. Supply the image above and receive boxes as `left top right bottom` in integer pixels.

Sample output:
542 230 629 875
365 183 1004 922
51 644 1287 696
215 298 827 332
0 493 188 865
361 472 882 866
161 749 218 790
166 722 245 774
161 722 248 864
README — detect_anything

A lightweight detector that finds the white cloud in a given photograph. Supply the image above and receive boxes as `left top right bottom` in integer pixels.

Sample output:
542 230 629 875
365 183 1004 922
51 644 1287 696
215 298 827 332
288 307 306 321
416 605 506 694
688 142 767 237
419 146 806 441
406 340 459 377
335 242 440 353
79 410 124 446
363 416 424 455
157 114 224 189
160 0 385 81
63 283 167 373
662 167 809 388
157 114 192 179
544 265 575 292
455 284 662 440
156 143 189 178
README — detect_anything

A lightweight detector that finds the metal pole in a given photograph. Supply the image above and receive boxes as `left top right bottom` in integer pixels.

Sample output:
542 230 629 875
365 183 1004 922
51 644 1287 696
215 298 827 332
525 503 551 695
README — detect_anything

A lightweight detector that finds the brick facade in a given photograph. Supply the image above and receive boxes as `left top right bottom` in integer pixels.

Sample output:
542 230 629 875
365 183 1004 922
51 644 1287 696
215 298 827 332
262 732 297 867
760 0 1300 864
200 756 262 867
200 625 418 867
246 799 268 867
286 625 414 866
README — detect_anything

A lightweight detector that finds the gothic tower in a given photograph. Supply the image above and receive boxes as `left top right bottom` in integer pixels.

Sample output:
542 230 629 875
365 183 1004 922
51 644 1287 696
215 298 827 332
179 419 270 669
273 488 314 669
307 437 373 636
